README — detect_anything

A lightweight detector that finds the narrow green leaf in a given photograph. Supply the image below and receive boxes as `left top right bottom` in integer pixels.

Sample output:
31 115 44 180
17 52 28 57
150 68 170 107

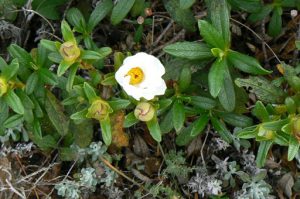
39 68 58 85
83 82 98 103
236 126 258 139
4 90 24 115
189 96 216 110
66 8 86 33
110 0 135 25
248 4 273 22
40 39 58 51
172 100 185 132
211 117 233 143
218 64 235 111
175 125 194 146
81 50 109 60
4 114 23 128
131 0 145 17
25 72 39 95
45 91 69 136
288 136 300 161
2 59 19 80
57 60 73 76
160 109 173 134
163 42 213 60
61 20 75 42
66 64 78 92
218 112 253 127
108 99 131 111
123 112 139 128
191 114 209 136
146 117 162 142
207 0 231 45
267 7 282 37
163 0 196 31
8 44 33 68
256 141 273 167
228 50 271 75
179 66 191 92
198 20 226 49
253 101 269 122
70 109 88 120
208 58 226 98
88 0 113 31
100 117 112 145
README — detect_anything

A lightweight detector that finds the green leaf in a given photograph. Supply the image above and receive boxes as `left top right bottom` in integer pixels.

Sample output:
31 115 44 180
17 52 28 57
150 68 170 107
88 0 113 31
218 65 235 111
160 109 173 134
228 50 271 75
164 42 213 60
211 117 233 143
45 91 69 136
253 101 269 122
32 135 57 151
8 44 33 68
131 0 145 17
236 125 258 139
32 0 69 20
198 20 226 49
248 4 273 22
191 114 209 136
288 136 300 161
228 0 261 13
61 20 75 42
48 52 63 63
72 120 93 148
123 112 139 128
83 82 98 103
218 112 253 127
81 49 110 60
256 141 273 167
100 117 112 145
163 0 196 31
207 0 231 46
208 58 226 98
296 40 300 50
108 99 131 111
39 68 58 85
262 118 289 131
189 96 216 110
235 76 285 104
70 109 88 120
172 100 185 132
66 64 78 92
146 117 162 142
4 114 23 128
267 7 282 37
66 8 86 33
285 97 296 114
4 90 24 115
179 66 191 92
40 39 58 51
175 125 194 146
180 0 195 9
2 59 19 80
25 72 39 95
57 60 73 76
110 0 135 25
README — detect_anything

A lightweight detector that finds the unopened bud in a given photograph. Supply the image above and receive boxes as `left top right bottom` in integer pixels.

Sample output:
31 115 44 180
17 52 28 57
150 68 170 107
59 41 80 62
86 99 112 121
291 10 298 18
258 126 275 140
0 77 8 97
134 102 155 122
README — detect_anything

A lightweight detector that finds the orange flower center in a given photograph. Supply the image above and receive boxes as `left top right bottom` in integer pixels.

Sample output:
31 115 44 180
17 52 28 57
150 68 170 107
126 67 144 85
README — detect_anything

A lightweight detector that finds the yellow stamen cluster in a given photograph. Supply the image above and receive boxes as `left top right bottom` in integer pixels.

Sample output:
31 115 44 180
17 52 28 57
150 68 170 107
126 67 144 85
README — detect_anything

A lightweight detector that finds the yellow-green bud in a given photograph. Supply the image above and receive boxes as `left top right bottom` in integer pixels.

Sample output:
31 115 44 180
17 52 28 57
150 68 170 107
258 126 275 140
59 41 80 62
0 77 8 97
86 99 112 121
293 117 300 141
134 102 155 122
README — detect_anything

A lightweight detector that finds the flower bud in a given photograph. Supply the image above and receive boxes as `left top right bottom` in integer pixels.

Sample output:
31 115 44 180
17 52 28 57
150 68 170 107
86 99 112 121
59 41 80 62
258 126 275 140
293 117 300 141
134 102 155 122
0 77 8 97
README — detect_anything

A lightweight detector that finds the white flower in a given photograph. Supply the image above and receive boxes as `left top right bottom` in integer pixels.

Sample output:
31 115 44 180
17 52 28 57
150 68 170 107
115 52 167 100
